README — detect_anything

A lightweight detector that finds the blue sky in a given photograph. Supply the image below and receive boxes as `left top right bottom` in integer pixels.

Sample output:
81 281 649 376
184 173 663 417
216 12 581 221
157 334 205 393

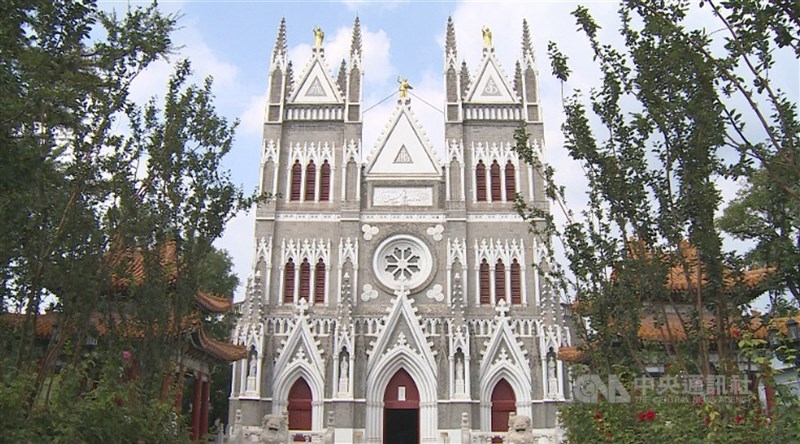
106 1 798 301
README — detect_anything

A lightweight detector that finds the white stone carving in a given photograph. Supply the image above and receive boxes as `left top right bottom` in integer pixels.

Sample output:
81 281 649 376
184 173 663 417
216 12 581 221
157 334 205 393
426 284 444 302
344 139 361 162
361 224 379 241
263 139 279 163
373 234 433 291
373 187 433 206
426 224 444 241
360 284 378 301
281 238 330 264
447 139 464 163
361 214 445 223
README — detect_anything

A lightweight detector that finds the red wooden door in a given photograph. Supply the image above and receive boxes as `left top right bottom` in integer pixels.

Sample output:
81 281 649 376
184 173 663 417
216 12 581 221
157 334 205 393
384 369 419 444
491 379 516 441
288 378 312 432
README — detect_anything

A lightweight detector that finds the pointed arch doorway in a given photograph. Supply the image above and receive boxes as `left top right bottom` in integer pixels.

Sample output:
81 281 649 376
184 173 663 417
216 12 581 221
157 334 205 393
491 379 516 442
383 368 419 444
288 378 312 440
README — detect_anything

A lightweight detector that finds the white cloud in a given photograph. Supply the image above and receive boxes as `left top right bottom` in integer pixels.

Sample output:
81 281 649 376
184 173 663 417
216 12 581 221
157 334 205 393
239 93 267 136
214 209 256 302
289 24 394 91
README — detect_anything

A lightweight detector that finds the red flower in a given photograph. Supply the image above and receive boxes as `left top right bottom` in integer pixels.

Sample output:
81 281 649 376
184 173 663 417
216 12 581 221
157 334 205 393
735 415 744 424
695 396 704 406
637 409 656 421
594 411 603 421
731 327 741 339
704 416 711 425
113 396 123 406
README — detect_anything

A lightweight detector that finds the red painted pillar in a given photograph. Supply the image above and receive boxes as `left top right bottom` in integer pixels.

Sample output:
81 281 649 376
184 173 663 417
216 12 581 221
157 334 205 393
191 372 202 440
200 373 210 440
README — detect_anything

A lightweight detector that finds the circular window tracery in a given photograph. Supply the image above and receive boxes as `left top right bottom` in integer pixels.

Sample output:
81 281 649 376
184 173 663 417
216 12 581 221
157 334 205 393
373 235 433 291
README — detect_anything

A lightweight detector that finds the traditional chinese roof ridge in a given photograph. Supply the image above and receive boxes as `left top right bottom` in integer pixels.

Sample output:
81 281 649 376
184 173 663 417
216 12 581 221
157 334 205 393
623 240 773 293
109 240 179 289
192 327 247 361
195 291 233 313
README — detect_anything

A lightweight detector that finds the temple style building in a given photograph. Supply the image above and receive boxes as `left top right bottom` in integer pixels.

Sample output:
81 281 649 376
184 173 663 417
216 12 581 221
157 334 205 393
228 17 569 443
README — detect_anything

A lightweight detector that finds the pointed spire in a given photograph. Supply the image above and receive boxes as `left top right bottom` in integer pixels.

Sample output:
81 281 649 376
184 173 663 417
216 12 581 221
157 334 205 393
459 60 470 100
350 16 362 58
271 18 288 68
445 16 457 65
513 60 522 97
521 19 535 65
337 59 347 94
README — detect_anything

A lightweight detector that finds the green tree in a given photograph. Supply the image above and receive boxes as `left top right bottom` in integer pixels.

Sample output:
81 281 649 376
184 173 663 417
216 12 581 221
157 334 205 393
0 1 252 441
513 0 797 440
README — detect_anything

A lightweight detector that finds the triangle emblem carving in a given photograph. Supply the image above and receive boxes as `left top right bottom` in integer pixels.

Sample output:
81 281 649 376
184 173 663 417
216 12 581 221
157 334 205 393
394 145 413 164
306 77 326 97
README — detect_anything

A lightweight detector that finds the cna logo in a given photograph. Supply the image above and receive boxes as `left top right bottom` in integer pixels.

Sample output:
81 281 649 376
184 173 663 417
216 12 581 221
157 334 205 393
572 374 631 403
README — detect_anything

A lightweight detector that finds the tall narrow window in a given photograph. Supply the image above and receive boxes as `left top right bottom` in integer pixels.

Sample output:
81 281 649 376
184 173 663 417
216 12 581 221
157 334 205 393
319 161 331 202
476 161 487 202
304 161 316 201
314 259 326 304
510 259 521 305
283 259 295 303
505 161 516 202
290 161 302 201
490 161 502 201
495 259 506 304
480 259 491 305
299 259 311 301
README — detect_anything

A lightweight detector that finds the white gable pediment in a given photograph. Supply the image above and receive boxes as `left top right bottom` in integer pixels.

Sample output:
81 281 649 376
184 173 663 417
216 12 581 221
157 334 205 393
368 291 437 375
465 55 517 104
479 317 530 381
365 104 441 177
273 316 325 377
291 56 343 104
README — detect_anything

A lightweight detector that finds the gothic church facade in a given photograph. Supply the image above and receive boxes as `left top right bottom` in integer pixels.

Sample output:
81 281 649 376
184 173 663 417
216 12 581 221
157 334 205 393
229 17 569 443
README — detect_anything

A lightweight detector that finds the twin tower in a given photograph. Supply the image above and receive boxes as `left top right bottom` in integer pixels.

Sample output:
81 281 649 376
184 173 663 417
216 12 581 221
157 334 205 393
230 17 567 443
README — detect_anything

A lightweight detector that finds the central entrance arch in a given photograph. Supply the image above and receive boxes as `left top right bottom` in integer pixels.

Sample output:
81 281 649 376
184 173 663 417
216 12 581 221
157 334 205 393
383 369 419 444
287 378 312 440
491 379 516 442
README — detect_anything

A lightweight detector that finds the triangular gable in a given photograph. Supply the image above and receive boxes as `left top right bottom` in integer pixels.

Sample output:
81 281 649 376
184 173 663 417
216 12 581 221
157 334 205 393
368 292 436 374
365 104 441 177
479 318 531 381
465 54 517 104
273 316 325 377
291 55 343 104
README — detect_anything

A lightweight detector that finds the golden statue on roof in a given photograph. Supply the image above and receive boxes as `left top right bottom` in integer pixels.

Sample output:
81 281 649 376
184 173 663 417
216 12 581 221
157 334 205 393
313 26 325 48
482 26 493 48
398 77 413 99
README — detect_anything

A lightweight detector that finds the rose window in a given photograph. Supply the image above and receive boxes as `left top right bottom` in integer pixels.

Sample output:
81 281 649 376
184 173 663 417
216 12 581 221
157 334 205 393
384 246 421 280
373 235 433 291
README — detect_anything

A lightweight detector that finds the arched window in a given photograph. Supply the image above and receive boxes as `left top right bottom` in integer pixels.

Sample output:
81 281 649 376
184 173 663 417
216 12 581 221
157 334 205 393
495 259 506 304
319 161 331 202
505 161 516 202
491 379 516 442
283 259 295 304
288 378 312 433
304 161 316 201
479 259 491 305
490 161 502 202
299 258 311 301
290 160 302 201
510 259 522 305
476 161 487 202
314 259 326 304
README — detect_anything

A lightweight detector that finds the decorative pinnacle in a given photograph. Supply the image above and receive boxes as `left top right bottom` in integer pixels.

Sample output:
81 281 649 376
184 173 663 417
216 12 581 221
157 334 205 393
350 16 362 57
272 18 288 66
445 16 457 59
521 19 534 62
